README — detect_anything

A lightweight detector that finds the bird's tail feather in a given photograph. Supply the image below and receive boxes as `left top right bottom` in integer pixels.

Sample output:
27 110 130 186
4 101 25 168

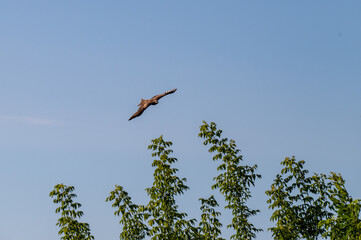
138 99 145 106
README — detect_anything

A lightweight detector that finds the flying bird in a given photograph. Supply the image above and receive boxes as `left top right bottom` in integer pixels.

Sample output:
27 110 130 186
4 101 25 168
128 88 177 121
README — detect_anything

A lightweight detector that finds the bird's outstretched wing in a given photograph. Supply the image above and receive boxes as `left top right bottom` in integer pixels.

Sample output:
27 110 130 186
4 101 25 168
151 88 177 101
129 105 147 121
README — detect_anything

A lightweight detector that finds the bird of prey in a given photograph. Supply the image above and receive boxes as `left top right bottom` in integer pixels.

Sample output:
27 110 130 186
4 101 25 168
128 88 177 121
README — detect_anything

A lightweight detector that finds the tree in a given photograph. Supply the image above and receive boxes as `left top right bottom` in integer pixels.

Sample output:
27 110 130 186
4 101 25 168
105 185 149 239
319 172 361 240
198 121 262 239
105 121 262 240
106 136 197 240
49 184 94 240
265 157 332 240
50 121 361 240
198 195 224 240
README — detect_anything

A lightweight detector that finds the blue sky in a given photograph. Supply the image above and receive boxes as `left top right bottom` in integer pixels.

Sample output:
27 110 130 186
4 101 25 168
0 1 360 239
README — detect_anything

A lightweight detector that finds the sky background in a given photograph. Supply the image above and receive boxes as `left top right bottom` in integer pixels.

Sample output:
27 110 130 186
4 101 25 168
1 1 361 239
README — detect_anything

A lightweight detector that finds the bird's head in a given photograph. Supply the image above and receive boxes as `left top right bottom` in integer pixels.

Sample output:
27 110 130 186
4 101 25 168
151 99 159 105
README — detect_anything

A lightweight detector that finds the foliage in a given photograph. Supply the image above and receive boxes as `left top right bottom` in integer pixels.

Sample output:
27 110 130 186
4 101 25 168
319 172 361 240
198 195 225 240
105 185 149 239
266 157 332 240
198 121 262 239
49 184 94 240
106 135 196 240
50 121 361 240
144 135 196 239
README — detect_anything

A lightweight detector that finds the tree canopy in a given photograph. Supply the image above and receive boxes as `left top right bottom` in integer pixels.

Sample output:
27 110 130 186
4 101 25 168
50 121 361 240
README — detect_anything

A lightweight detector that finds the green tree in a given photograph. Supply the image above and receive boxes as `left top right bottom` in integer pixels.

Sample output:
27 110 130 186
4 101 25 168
49 184 94 240
106 135 197 240
106 185 149 239
265 157 332 240
198 195 225 240
50 121 361 240
198 121 262 239
143 136 196 239
319 172 361 240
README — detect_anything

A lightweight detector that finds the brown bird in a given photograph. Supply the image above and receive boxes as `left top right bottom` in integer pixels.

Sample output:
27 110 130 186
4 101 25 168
128 88 177 121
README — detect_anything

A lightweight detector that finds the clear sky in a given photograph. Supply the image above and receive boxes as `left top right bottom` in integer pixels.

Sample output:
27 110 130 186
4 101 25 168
0 1 360 239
